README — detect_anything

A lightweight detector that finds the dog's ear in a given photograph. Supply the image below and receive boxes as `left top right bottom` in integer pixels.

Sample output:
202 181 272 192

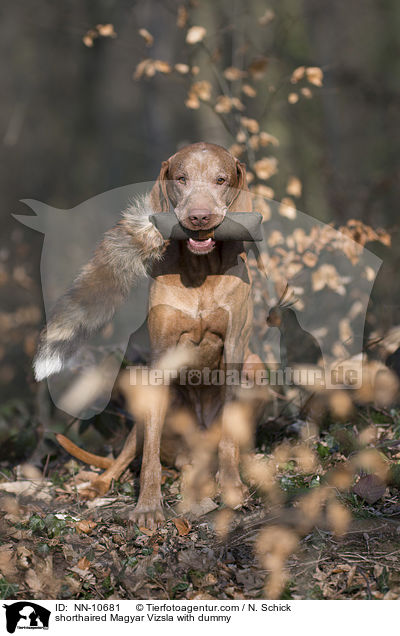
149 160 170 212
229 160 253 212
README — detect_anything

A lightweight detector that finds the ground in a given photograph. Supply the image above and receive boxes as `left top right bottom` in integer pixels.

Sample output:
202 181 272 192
0 404 400 600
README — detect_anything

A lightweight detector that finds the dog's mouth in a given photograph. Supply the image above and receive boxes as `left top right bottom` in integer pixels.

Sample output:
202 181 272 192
187 237 216 255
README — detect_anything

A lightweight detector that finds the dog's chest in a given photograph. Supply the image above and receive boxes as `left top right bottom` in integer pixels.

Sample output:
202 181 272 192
147 271 251 362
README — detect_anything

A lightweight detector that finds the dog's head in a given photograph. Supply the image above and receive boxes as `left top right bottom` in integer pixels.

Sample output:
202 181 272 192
150 142 252 255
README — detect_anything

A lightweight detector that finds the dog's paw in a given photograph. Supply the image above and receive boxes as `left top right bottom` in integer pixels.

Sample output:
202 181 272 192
128 503 164 530
79 476 112 500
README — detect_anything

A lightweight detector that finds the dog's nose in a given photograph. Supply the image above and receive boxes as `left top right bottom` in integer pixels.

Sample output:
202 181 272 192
188 209 211 227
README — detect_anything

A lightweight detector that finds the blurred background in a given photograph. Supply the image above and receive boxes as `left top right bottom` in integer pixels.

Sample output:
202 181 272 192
1 0 399 424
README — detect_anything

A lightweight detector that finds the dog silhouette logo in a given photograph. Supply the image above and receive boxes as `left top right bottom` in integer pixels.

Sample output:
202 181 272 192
14 183 381 417
3 602 50 633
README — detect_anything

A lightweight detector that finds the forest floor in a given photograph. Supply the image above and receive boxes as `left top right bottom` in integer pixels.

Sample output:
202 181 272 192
0 404 400 601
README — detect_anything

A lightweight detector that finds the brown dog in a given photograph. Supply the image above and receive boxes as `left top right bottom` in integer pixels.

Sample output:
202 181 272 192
37 142 261 528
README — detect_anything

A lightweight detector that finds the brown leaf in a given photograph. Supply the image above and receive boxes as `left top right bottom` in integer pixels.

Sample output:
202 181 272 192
75 519 97 534
254 157 278 180
223 66 247 81
191 80 212 101
76 556 91 570
175 63 190 74
291 66 305 83
177 5 188 28
353 474 386 504
306 66 323 87
258 9 275 25
173 517 191 536
240 116 259 133
286 176 302 197
96 24 116 38
242 84 257 97
186 26 206 44
301 87 313 98
288 92 299 104
248 57 268 79
139 526 155 536
138 28 154 47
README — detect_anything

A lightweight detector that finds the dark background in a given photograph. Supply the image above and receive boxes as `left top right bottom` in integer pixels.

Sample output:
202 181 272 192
1 0 399 405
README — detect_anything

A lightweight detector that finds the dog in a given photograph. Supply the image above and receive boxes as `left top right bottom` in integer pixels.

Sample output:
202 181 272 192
35 142 263 528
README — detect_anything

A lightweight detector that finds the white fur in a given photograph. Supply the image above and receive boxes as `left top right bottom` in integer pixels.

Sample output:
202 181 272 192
34 353 63 381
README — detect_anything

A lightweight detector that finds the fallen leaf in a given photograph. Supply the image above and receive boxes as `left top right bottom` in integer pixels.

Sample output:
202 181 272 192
76 557 91 571
139 526 155 536
353 474 386 504
173 517 191 536
75 519 97 534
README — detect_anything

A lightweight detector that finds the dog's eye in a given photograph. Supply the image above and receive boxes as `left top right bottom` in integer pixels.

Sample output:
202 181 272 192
216 177 225 185
177 176 186 184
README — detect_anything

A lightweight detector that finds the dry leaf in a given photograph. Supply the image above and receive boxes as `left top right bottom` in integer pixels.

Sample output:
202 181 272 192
186 26 206 44
191 80 212 101
301 87 313 98
214 96 232 113
306 67 323 87
173 517 191 536
134 59 171 79
138 28 154 47
229 143 244 157
139 526 155 536
279 197 297 219
240 116 259 133
175 63 190 74
286 176 302 197
326 501 351 536
329 391 353 419
96 24 116 38
302 251 318 267
254 157 278 180
76 556 91 570
291 66 305 83
259 131 279 146
177 5 188 28
258 9 275 25
185 93 200 109
248 57 268 79
288 93 299 104
223 66 247 81
242 84 257 97
75 519 97 534
353 474 386 504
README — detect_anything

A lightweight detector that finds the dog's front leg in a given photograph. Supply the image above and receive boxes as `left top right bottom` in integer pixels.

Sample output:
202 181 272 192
129 386 168 529
218 402 250 508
